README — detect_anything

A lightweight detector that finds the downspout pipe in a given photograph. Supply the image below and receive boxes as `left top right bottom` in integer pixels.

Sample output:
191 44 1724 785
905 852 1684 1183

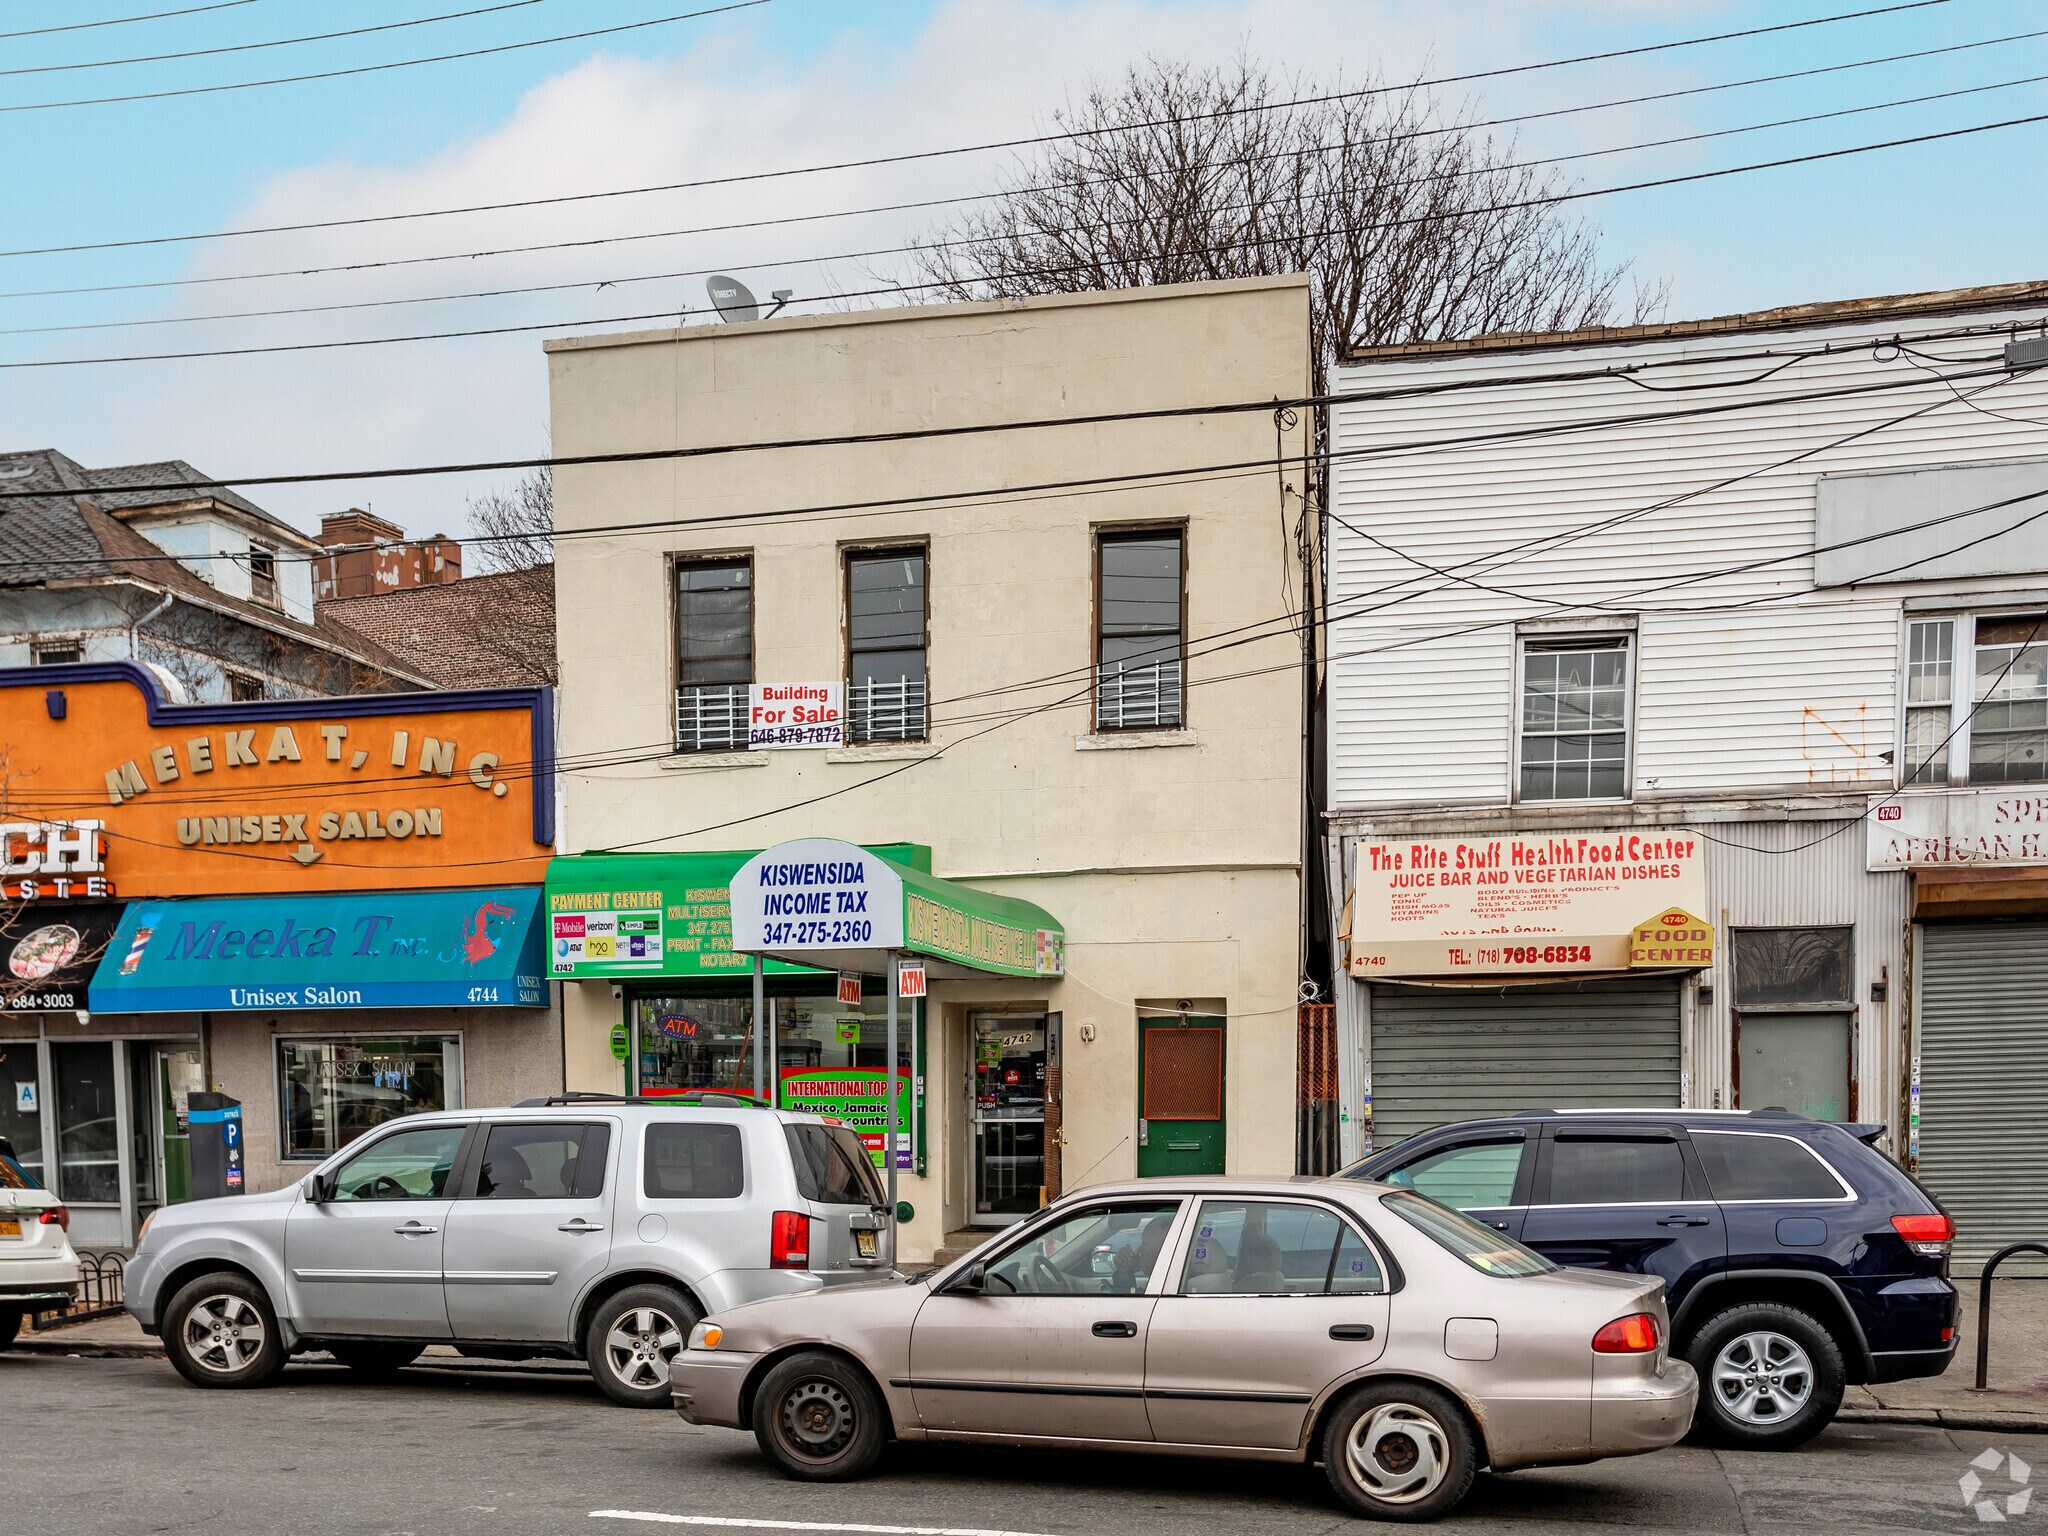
128 589 174 662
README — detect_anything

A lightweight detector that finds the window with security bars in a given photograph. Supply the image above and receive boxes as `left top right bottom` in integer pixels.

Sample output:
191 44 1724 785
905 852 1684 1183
845 547 927 742
1900 613 2048 785
673 558 752 752
1142 1027 1224 1121
1516 636 1630 801
1096 527 1184 730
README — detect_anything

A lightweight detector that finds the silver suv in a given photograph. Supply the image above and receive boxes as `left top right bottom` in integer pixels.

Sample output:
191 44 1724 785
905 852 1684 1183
124 1095 891 1407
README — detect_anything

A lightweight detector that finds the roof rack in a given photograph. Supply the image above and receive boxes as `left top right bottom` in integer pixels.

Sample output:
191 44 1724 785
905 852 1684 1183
511 1091 767 1109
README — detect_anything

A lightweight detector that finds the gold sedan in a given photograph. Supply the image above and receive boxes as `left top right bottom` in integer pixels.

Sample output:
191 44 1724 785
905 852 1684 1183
671 1177 1697 1522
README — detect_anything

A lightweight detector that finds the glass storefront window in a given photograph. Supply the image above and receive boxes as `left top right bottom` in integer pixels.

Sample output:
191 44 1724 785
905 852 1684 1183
52 1040 118 1204
633 989 916 1167
278 1035 462 1160
0 1041 43 1185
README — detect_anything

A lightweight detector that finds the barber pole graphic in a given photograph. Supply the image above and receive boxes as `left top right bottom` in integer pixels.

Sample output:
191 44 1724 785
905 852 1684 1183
118 925 154 975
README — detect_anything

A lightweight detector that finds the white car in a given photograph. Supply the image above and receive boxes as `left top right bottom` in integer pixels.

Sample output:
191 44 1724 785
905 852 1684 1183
0 1137 80 1347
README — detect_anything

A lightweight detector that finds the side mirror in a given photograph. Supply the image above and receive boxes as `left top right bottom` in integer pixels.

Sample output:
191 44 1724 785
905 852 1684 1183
944 1260 987 1296
305 1171 335 1205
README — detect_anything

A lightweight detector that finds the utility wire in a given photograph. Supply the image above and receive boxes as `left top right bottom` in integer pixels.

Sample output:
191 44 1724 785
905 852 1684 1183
9 31 2040 303
12 107 2048 371
0 0 769 114
0 1 552 78
25 69 2048 345
0 0 1970 255
0 0 260 39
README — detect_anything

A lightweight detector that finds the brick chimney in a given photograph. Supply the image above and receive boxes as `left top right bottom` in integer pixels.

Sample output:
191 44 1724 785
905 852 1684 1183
312 509 462 601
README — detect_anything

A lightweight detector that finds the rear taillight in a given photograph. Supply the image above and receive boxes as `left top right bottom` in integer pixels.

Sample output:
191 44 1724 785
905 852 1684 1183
1592 1313 1661 1354
1891 1213 1955 1257
38 1206 68 1231
770 1210 811 1270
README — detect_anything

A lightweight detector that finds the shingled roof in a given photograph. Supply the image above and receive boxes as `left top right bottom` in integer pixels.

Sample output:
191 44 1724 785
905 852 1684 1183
0 446 432 685
319 566 556 689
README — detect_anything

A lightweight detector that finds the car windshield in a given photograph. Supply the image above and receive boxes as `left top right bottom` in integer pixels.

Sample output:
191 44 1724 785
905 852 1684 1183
0 1153 34 1191
1382 1190 1558 1278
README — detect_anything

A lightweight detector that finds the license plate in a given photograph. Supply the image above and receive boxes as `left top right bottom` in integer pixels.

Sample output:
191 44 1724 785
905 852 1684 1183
854 1229 877 1259
0 1219 19 1238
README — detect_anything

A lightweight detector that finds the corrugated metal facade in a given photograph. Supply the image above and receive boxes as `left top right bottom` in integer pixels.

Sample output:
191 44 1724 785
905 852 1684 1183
1695 819 1910 1134
1916 922 2048 1275
1326 306 2048 809
1368 976 1681 1146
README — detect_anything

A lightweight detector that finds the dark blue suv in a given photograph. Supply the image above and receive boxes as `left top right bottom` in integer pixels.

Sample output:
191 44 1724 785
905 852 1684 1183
1348 1109 1958 1449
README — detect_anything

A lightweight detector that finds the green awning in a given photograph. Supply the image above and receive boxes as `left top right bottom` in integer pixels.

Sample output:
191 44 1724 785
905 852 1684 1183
729 838 1064 979
542 845 931 981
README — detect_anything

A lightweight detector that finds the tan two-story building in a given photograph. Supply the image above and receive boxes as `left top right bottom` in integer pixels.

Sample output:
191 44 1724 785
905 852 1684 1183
543 276 1312 1260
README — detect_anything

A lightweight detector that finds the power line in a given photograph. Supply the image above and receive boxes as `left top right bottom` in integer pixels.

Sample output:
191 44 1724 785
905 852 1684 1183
27 69 2048 345
0 1 552 79
0 0 1969 255
0 0 770 114
9 27 2038 303
0 0 261 40
13 107 2048 372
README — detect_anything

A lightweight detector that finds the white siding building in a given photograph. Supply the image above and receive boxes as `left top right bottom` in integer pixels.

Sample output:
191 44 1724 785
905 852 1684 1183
1326 283 2048 1270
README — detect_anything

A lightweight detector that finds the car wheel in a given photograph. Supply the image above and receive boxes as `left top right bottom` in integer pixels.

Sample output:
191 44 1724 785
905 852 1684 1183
1685 1301 1845 1450
0 1308 21 1351
751 1350 888 1482
1322 1380 1478 1522
584 1284 699 1408
325 1342 423 1379
162 1272 285 1390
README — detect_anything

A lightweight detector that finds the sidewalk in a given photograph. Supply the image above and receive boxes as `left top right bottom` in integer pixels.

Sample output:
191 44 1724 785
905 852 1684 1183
19 1280 2048 1432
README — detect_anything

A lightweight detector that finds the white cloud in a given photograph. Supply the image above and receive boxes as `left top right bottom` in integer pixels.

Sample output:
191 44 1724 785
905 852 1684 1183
0 0 1717 539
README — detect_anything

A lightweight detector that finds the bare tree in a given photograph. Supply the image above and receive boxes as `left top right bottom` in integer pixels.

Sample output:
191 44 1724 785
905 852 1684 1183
906 58 1663 382
465 464 553 575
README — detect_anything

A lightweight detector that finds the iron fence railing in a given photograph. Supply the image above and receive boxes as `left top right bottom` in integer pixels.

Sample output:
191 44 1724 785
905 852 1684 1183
1095 657 1183 731
674 682 748 752
1297 1002 1340 1176
27 1250 126 1331
848 676 928 743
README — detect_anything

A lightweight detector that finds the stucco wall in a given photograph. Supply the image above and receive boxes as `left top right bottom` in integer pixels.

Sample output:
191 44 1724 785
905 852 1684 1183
546 279 1312 1252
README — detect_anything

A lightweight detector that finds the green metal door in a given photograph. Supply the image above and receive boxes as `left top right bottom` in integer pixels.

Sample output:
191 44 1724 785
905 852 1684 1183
1137 1015 1225 1176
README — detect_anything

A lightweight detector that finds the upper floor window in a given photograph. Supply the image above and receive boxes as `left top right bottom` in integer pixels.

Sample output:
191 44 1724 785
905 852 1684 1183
1096 527 1183 731
248 543 278 608
228 671 266 702
1516 636 1630 802
846 547 927 743
32 640 81 666
673 557 752 752
1902 613 2048 785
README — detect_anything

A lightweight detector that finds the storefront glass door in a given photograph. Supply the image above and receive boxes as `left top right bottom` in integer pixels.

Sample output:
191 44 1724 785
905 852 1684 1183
970 1015 1047 1225
155 1047 203 1207
51 1040 118 1207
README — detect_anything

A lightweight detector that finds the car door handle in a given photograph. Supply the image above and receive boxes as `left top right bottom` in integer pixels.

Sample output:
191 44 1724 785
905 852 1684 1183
1329 1324 1376 1342
394 1222 438 1236
557 1219 606 1234
1488 1221 1511 1231
1656 1216 1710 1228
1092 1321 1137 1338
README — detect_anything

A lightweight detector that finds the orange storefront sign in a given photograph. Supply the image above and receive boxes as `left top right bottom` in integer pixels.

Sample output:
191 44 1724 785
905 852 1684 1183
0 664 553 897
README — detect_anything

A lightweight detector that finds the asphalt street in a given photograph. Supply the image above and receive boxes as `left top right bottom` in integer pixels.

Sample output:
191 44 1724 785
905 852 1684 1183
6 1352 2037 1535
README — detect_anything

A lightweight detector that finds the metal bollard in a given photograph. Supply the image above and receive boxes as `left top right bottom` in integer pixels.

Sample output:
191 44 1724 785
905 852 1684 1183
1974 1241 2048 1391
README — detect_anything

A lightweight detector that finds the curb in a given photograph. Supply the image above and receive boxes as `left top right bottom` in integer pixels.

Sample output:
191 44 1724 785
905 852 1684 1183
1840 1407 2048 1435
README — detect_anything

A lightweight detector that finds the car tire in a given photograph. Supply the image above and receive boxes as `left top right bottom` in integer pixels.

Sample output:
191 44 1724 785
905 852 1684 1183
0 1308 21 1351
162 1272 286 1390
751 1350 888 1482
584 1284 700 1408
1321 1380 1478 1522
1684 1300 1846 1450
325 1342 423 1379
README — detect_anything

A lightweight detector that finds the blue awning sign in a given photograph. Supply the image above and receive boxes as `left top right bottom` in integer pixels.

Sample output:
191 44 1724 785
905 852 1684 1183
89 886 548 1013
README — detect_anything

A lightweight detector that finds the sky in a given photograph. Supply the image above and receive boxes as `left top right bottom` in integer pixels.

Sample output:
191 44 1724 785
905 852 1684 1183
2 0 2045 540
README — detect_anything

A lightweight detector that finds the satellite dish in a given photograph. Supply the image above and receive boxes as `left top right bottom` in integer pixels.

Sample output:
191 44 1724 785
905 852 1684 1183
706 274 760 323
